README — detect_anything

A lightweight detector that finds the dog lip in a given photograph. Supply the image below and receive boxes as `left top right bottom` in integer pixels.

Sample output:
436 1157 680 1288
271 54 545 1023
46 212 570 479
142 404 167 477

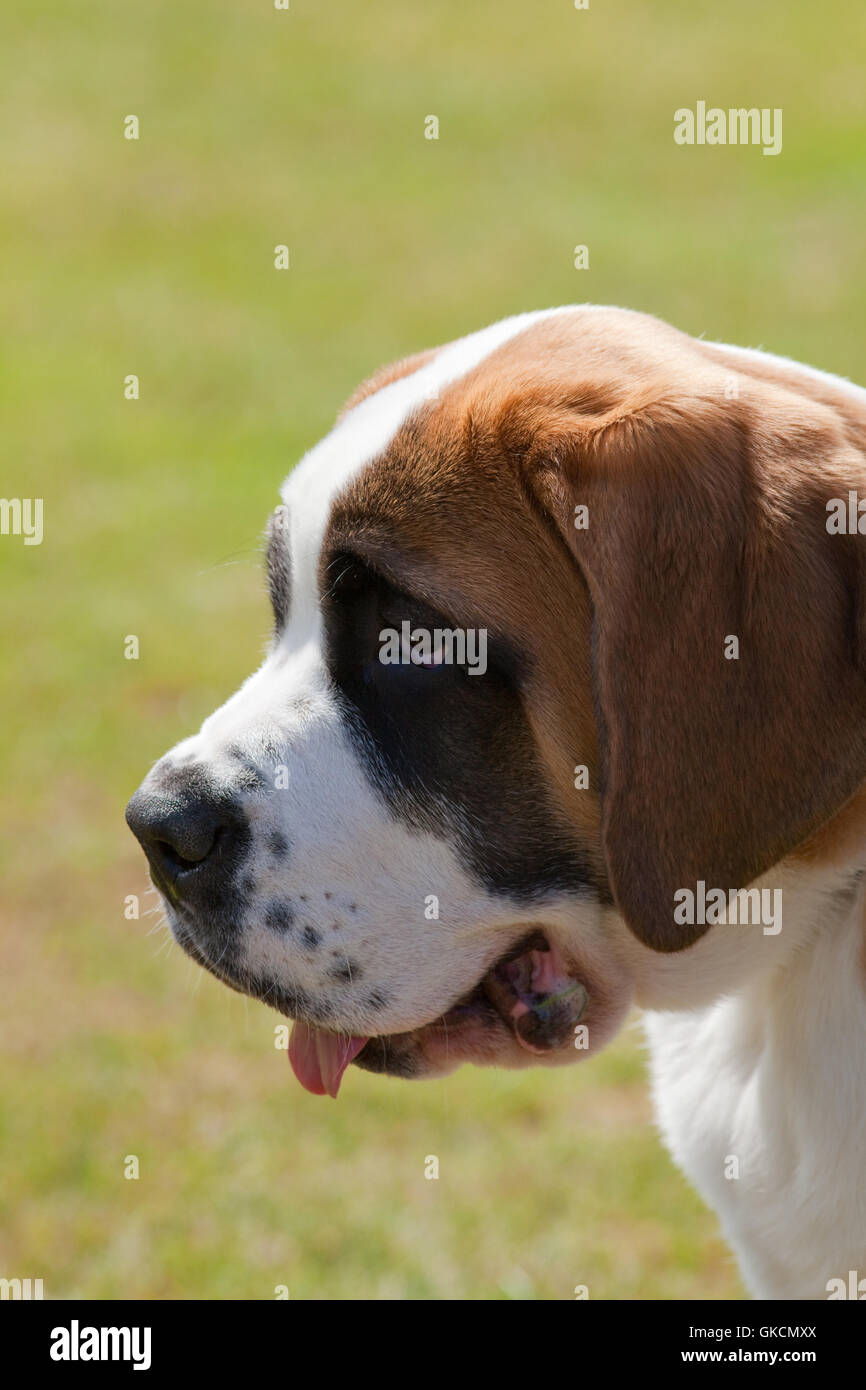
497 927 549 965
354 928 587 1071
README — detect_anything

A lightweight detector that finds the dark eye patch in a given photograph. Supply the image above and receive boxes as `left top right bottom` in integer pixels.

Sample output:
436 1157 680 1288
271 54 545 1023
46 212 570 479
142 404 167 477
324 552 509 691
322 551 373 604
321 547 594 903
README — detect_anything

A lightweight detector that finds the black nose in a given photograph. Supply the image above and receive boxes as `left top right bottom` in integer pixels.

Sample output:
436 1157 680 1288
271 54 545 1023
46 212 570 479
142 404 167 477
125 782 243 890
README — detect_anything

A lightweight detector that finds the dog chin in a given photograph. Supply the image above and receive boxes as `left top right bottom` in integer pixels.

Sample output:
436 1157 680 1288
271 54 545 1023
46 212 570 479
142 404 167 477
169 908 630 1086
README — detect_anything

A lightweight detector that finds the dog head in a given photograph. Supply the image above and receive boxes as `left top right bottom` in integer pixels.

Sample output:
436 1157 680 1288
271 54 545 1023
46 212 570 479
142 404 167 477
126 306 866 1095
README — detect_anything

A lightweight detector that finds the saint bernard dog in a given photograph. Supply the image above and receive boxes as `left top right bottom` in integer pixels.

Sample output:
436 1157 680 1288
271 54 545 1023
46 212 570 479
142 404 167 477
126 306 866 1300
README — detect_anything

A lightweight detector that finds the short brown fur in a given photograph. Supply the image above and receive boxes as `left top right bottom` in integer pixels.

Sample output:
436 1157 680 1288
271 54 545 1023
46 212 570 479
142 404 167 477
335 309 866 951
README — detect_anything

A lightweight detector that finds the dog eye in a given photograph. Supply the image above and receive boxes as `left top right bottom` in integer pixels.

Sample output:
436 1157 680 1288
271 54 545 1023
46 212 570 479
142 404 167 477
323 551 503 690
374 594 493 686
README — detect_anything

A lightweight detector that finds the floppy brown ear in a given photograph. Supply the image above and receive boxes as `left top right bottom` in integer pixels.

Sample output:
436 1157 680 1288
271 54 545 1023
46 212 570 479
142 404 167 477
525 388 866 951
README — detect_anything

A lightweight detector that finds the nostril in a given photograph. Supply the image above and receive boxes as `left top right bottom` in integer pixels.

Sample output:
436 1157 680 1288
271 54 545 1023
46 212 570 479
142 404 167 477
156 828 221 875
159 820 223 867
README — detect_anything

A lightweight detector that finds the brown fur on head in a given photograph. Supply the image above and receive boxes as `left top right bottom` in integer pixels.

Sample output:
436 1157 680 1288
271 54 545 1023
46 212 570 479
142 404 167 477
341 307 866 951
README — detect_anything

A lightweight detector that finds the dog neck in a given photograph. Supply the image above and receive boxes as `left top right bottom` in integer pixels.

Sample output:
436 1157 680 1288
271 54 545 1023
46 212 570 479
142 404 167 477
637 855 866 1298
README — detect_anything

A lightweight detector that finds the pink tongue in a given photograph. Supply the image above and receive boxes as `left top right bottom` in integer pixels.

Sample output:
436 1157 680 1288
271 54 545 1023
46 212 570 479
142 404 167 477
288 1023 369 1098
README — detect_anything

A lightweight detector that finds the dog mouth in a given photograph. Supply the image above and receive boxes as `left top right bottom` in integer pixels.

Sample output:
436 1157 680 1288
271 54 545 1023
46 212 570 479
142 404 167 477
287 930 590 1098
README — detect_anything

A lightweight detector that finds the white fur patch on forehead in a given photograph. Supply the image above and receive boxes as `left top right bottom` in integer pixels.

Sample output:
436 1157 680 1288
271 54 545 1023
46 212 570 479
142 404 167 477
280 306 585 637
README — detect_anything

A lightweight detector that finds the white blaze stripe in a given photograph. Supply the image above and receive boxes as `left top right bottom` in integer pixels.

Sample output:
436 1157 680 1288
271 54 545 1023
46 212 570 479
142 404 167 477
281 307 581 646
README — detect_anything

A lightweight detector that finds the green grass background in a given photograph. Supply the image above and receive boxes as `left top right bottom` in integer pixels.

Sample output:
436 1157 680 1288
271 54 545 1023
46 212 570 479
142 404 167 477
2 0 864 1300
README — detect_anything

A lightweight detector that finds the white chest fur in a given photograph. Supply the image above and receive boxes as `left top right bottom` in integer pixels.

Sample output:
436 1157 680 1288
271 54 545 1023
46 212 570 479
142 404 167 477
642 873 866 1299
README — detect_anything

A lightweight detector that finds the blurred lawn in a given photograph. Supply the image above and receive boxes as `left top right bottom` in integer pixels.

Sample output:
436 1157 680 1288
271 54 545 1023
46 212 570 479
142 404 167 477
2 0 864 1299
